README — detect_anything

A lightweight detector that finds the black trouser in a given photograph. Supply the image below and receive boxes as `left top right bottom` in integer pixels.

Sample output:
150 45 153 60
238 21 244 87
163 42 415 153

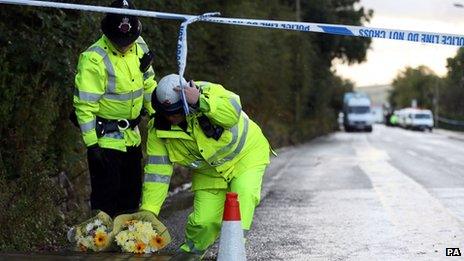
87 146 143 217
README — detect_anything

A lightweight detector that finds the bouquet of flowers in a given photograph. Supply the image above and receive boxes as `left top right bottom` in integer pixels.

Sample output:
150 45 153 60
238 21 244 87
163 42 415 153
70 211 113 252
113 211 171 254
115 220 165 253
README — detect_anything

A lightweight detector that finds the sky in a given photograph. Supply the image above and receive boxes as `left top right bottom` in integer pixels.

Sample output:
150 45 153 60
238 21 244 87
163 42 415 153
333 0 464 87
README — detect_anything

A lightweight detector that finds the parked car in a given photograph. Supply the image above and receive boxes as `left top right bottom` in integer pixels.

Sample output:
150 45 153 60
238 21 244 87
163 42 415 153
397 108 433 131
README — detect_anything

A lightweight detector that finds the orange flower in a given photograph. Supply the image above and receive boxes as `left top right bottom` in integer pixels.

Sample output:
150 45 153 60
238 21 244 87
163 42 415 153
150 235 165 249
94 231 108 248
79 243 87 252
135 241 146 254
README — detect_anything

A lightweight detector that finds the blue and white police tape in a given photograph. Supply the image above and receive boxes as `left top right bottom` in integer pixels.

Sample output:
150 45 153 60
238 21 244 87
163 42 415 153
177 12 220 115
203 17 464 46
2 0 464 47
0 0 195 20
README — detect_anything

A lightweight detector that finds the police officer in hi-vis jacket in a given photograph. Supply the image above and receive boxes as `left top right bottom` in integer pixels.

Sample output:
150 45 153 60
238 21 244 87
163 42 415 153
140 74 271 259
73 0 156 217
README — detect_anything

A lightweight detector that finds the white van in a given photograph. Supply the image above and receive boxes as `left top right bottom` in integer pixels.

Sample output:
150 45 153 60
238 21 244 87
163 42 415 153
343 92 373 132
397 108 434 131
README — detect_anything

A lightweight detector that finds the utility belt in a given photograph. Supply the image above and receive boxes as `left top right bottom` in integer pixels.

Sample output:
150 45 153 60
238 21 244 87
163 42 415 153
95 115 141 138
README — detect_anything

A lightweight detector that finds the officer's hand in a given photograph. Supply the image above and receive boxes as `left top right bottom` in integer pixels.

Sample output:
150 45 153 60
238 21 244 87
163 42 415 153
174 80 199 106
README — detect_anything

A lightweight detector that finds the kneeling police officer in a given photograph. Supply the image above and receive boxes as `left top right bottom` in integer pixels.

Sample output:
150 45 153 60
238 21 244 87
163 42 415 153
140 74 272 259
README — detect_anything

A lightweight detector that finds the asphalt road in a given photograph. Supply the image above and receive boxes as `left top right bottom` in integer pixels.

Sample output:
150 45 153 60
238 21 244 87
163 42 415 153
4 125 463 260
244 125 464 260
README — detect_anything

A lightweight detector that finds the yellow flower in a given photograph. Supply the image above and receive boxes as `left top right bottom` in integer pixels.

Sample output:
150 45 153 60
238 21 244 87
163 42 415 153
94 231 108 248
150 235 165 250
116 231 128 245
134 241 146 254
123 240 136 252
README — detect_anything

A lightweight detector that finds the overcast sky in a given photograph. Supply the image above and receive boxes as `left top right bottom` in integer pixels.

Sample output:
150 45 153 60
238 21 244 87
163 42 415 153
333 0 464 87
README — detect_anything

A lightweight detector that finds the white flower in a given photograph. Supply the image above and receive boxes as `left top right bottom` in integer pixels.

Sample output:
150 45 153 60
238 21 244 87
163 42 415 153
128 225 135 232
86 223 94 233
95 226 107 233
94 219 102 227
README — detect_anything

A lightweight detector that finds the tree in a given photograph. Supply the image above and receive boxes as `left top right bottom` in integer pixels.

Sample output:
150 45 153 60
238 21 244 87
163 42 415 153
389 66 440 110
442 48 464 119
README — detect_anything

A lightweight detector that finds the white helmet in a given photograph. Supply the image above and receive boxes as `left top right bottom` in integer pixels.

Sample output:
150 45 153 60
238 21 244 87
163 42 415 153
152 74 188 115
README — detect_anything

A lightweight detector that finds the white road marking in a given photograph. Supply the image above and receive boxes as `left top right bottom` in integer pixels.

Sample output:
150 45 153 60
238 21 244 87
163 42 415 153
355 142 464 258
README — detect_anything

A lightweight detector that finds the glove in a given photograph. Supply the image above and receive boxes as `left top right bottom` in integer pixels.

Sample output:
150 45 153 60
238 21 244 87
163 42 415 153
139 50 155 72
87 144 103 162
112 210 171 250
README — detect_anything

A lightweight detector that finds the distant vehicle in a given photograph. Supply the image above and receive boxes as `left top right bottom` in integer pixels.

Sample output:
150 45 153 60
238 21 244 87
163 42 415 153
397 108 433 131
343 92 373 132
371 106 384 123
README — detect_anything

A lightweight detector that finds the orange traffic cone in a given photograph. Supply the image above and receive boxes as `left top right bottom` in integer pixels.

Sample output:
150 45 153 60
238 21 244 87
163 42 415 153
217 192 247 261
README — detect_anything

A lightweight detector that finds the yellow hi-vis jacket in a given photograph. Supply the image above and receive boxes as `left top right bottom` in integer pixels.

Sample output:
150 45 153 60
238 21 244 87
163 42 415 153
140 82 271 215
73 35 156 151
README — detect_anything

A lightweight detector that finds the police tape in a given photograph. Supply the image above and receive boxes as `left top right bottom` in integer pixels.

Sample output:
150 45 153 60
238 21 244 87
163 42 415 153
203 17 464 47
0 0 195 20
177 12 220 114
2 0 464 47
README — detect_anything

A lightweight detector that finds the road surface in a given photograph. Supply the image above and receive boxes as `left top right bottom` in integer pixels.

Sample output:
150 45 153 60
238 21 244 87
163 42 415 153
244 125 464 260
4 125 463 260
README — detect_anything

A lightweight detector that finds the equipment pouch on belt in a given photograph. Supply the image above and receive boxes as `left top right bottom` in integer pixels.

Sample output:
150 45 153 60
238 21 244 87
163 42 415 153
69 107 143 137
95 115 141 138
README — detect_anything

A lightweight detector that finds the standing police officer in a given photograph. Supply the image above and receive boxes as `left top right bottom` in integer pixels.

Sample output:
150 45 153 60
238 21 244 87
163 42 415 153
73 0 156 217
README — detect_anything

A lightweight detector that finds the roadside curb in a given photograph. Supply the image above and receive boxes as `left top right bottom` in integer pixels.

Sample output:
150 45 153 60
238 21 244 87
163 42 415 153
435 128 464 142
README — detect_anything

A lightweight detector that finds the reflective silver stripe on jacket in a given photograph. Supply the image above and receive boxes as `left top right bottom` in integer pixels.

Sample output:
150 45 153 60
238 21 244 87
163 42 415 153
202 98 242 163
144 173 171 184
188 160 208 169
80 119 96 132
230 97 242 116
87 46 116 93
144 92 152 103
211 114 249 166
74 88 102 102
136 37 149 53
148 155 171 165
207 123 239 163
143 70 155 81
103 88 144 101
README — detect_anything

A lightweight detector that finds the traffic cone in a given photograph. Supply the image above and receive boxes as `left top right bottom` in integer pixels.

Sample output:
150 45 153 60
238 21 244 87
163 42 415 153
217 192 247 261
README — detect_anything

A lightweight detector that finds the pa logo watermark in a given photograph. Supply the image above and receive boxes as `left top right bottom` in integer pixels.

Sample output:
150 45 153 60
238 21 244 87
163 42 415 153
446 248 461 256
